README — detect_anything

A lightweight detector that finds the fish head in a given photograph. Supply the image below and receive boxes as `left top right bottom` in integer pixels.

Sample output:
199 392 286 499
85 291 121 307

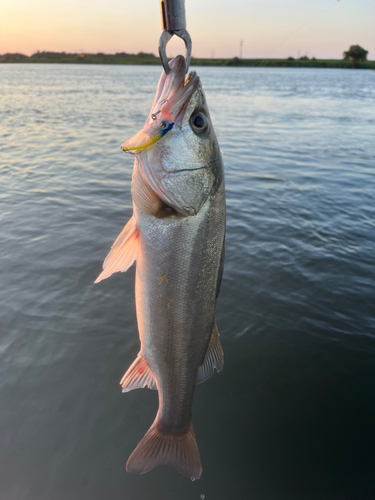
121 55 190 154
125 56 224 216
155 61 222 174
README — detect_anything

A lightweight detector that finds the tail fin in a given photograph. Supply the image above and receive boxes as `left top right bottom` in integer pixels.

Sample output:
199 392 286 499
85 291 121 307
126 419 202 480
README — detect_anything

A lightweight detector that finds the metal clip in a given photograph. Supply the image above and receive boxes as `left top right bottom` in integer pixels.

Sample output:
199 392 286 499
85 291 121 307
158 0 192 75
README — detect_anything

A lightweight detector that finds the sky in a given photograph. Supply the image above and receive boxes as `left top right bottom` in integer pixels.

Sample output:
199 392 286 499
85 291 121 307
0 0 374 59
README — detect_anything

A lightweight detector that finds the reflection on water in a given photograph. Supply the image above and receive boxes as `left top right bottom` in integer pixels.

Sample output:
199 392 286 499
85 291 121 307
1 64 375 500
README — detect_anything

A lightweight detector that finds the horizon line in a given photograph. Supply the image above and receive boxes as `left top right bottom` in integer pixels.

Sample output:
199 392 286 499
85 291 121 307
1 50 371 62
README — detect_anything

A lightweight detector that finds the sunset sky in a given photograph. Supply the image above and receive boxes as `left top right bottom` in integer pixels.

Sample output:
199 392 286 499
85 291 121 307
1 0 374 59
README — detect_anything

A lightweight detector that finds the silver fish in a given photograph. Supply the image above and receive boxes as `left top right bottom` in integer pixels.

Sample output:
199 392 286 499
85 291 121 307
95 56 225 480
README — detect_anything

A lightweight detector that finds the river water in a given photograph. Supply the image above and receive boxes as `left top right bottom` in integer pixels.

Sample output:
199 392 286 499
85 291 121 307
1 64 375 500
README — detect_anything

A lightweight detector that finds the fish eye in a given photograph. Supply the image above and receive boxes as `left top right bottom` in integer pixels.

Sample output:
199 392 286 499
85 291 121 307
160 121 168 129
190 112 208 134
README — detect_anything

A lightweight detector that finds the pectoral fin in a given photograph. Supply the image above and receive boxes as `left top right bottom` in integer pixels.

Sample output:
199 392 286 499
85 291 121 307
120 354 157 392
196 324 224 384
94 216 139 283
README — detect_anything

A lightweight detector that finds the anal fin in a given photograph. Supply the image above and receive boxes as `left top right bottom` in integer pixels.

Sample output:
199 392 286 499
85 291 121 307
95 216 139 283
120 354 157 392
196 324 224 385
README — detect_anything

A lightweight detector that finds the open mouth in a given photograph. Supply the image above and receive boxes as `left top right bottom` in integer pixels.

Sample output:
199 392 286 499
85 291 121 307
154 62 199 123
121 57 199 154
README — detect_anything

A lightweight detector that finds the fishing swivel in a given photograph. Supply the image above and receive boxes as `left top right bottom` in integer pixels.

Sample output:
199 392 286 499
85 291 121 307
158 0 192 75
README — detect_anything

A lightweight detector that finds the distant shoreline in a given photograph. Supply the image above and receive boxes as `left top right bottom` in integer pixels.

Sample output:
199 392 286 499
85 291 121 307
1 52 374 69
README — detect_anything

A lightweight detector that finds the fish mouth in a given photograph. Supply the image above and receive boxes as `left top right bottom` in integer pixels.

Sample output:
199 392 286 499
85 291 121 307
121 56 199 153
154 56 200 123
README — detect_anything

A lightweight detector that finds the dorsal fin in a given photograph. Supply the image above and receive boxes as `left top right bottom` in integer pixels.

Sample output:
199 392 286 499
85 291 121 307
196 323 224 384
216 238 225 299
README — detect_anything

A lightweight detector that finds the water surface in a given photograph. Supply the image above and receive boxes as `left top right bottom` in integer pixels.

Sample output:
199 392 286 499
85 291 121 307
1 64 375 500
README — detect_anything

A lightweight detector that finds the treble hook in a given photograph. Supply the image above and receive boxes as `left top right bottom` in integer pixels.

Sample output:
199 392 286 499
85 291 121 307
151 99 169 120
158 0 192 75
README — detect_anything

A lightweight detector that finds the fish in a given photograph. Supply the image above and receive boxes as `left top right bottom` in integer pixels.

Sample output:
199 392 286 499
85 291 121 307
95 55 226 480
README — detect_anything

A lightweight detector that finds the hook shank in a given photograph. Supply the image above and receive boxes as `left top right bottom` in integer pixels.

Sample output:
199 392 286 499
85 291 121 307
158 0 192 75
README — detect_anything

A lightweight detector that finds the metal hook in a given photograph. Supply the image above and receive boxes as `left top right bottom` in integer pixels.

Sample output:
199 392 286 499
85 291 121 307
151 99 169 120
158 0 192 75
158 29 192 75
